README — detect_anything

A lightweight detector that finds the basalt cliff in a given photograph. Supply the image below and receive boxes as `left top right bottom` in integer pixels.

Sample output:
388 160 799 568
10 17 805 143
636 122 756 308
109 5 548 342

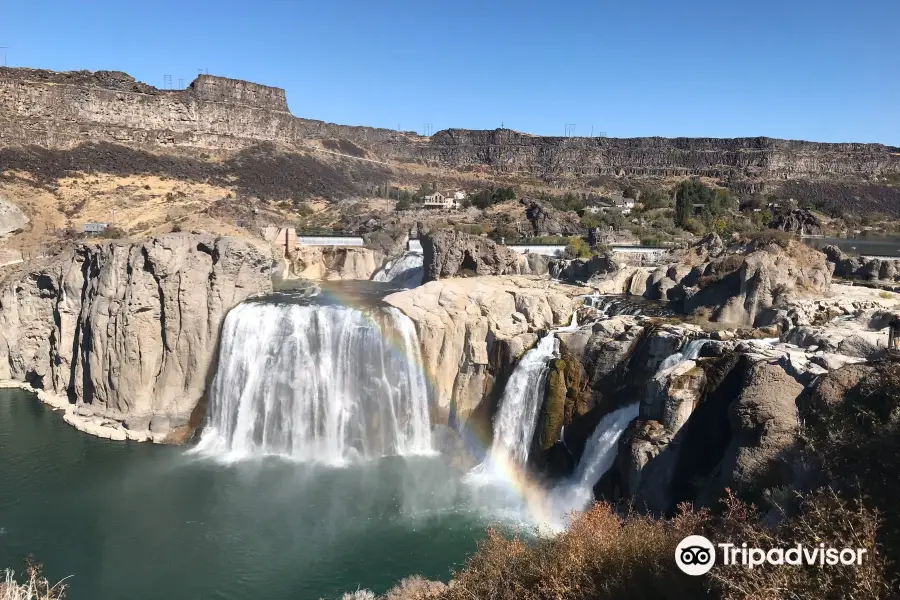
2 67 899 209
0 233 273 441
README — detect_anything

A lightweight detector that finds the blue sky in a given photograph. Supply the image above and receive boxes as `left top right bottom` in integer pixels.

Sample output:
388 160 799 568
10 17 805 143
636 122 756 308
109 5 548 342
3 0 898 144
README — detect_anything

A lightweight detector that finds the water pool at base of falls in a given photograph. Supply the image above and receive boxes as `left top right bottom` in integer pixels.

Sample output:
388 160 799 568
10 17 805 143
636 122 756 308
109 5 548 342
0 388 491 600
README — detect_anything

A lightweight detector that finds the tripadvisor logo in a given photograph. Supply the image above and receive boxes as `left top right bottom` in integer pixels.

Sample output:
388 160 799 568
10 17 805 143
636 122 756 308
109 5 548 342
676 535 716 575
675 535 869 576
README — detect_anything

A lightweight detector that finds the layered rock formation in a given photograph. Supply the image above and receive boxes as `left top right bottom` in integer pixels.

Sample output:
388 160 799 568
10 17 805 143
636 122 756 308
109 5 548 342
0 233 273 441
2 67 899 197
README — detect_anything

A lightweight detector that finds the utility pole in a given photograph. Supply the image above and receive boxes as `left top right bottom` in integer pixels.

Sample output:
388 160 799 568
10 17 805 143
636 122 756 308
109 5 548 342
0 47 8 67
178 78 185 89
163 74 172 89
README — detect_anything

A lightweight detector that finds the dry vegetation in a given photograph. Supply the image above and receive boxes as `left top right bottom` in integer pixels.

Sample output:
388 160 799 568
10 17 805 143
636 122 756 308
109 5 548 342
373 363 900 600
0 561 68 600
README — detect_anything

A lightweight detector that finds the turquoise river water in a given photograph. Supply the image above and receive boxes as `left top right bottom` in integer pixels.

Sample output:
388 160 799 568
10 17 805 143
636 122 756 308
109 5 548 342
0 389 490 600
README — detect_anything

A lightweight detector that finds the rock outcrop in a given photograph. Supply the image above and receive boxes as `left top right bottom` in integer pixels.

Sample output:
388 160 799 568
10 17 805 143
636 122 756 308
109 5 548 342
285 246 382 281
768 209 823 236
639 234 833 326
523 200 581 237
0 233 273 441
549 252 621 284
709 362 803 500
823 244 900 283
0 197 28 236
421 229 519 282
384 276 584 426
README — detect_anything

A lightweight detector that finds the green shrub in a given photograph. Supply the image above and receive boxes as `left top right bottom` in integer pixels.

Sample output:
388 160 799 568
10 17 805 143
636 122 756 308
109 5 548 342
565 236 592 258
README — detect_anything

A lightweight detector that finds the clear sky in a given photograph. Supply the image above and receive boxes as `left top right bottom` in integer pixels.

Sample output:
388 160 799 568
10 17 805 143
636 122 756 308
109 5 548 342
2 0 898 144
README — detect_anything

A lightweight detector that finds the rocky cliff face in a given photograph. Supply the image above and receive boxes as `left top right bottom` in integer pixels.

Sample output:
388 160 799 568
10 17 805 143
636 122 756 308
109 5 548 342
384 276 583 427
284 246 382 281
2 67 898 195
0 233 273 441
421 229 521 282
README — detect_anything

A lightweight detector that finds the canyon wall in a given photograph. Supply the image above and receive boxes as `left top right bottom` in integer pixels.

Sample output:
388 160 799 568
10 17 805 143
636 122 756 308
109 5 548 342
1 67 898 188
0 233 273 441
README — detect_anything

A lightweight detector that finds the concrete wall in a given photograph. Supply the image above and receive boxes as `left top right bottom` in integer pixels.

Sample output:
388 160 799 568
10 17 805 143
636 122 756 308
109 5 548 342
298 236 365 247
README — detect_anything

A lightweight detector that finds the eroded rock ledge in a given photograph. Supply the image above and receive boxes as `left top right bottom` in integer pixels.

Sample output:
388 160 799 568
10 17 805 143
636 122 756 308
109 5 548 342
385 276 587 426
0 233 273 441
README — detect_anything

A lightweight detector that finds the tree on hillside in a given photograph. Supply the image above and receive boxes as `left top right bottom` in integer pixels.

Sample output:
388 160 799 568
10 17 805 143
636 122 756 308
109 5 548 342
470 187 516 209
675 179 715 227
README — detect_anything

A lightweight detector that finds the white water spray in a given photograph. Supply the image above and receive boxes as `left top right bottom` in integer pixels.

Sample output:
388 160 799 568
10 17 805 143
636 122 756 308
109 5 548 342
194 302 433 463
373 251 424 288
548 402 640 526
469 314 579 478
658 339 710 372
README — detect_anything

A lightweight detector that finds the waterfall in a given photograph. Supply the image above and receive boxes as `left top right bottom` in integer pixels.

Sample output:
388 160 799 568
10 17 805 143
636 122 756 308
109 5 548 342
194 302 433 463
581 294 673 318
488 332 559 467
474 313 579 473
548 402 640 523
373 251 424 288
658 339 709 372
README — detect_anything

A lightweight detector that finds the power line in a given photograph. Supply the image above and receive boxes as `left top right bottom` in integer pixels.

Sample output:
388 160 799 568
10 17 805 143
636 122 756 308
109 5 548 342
163 74 172 89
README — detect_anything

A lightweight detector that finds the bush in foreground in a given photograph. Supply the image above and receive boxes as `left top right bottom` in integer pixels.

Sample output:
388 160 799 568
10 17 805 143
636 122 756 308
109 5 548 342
380 487 888 600
0 560 67 600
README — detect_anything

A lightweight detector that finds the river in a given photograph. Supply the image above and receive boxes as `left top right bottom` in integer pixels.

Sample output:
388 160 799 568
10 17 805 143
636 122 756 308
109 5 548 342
0 388 486 600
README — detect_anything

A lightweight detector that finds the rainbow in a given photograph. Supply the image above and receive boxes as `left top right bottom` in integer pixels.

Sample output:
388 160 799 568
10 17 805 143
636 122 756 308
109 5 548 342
260 282 571 530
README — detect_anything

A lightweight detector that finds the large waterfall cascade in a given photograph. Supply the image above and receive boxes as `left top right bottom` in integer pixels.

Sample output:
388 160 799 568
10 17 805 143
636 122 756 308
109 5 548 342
194 302 433 463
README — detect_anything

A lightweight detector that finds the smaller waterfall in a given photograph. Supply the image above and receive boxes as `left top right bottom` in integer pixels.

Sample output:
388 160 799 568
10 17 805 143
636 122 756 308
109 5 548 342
548 402 640 523
488 332 559 467
471 313 579 475
373 251 424 288
658 339 709 372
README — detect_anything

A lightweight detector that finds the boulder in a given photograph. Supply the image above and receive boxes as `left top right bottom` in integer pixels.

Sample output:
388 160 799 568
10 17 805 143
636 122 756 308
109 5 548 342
709 362 802 499
0 197 29 236
421 229 519 282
